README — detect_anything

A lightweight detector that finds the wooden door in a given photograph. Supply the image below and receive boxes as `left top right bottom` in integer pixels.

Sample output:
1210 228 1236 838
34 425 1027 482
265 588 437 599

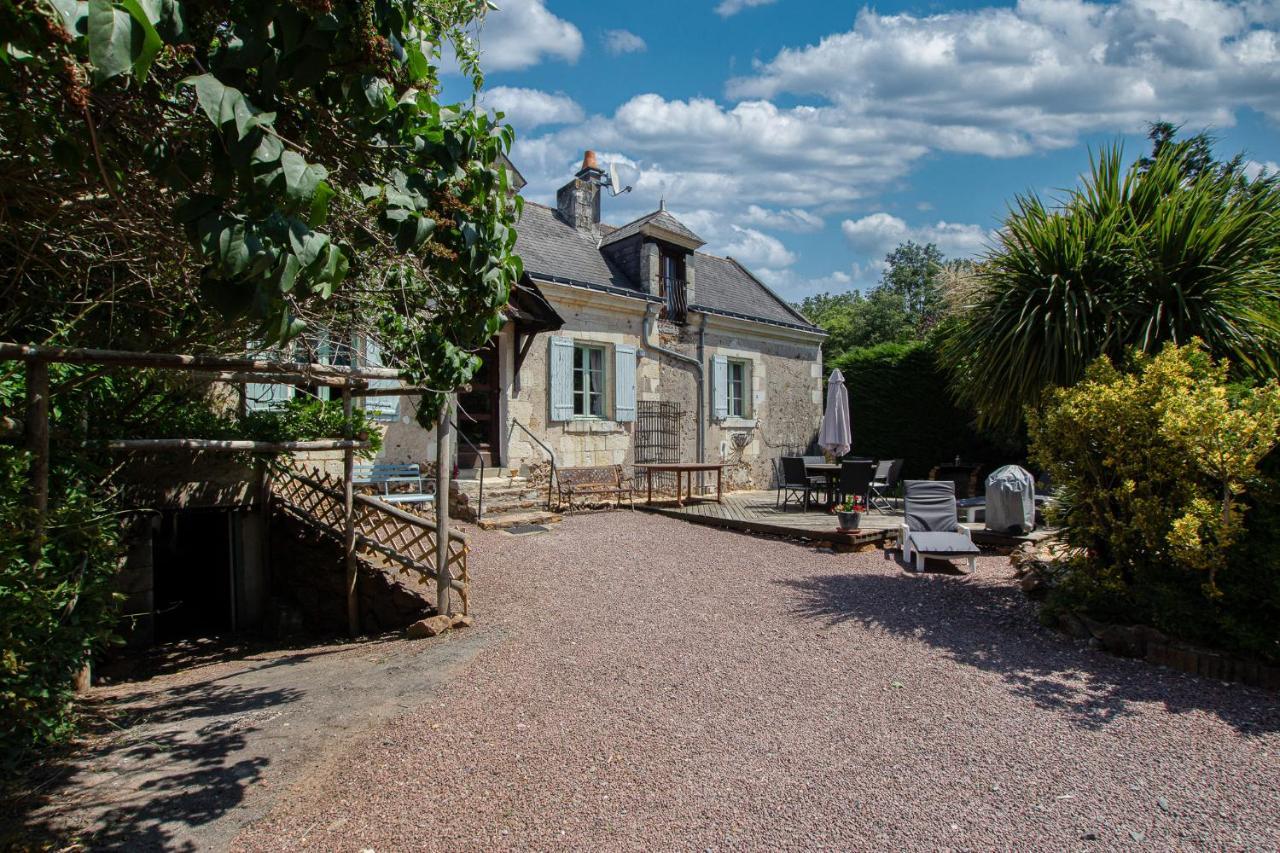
456 344 499 468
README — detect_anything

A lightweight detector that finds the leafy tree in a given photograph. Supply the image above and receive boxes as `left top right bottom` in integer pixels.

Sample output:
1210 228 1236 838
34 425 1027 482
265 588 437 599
796 241 948 366
1137 121 1246 184
1 0 521 421
880 241 946 335
940 142 1280 430
0 0 519 754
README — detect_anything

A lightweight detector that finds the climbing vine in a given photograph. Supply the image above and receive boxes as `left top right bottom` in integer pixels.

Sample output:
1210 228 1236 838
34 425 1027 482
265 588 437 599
2 0 522 420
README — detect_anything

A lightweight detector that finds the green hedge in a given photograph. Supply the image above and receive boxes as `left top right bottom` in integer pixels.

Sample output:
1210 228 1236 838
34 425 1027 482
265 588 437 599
831 341 1021 479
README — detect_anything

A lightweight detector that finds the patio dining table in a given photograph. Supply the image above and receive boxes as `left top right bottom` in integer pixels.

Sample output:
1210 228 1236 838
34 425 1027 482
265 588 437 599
805 462 841 511
635 462 725 507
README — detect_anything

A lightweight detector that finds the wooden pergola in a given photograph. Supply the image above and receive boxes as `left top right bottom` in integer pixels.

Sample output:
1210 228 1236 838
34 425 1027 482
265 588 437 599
1 342 461 635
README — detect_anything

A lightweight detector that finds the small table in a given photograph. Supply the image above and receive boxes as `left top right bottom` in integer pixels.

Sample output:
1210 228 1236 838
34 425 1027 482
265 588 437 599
805 462 841 511
635 462 725 507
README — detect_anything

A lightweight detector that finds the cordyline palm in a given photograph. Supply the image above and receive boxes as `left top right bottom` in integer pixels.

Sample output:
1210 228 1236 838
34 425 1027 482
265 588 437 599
941 144 1280 430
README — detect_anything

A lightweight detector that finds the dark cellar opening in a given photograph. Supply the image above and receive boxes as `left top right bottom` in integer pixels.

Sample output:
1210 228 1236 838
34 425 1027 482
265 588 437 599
152 509 236 642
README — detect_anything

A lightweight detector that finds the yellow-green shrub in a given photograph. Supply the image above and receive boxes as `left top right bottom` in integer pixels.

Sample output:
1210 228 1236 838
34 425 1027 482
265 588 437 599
1028 342 1280 660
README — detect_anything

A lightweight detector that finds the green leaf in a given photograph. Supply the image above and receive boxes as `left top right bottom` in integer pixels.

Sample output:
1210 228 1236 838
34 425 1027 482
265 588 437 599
118 0 162 80
87 1 135 83
278 255 300 293
51 0 87 35
181 74 273 139
280 150 327 207
308 182 335 227
287 220 328 270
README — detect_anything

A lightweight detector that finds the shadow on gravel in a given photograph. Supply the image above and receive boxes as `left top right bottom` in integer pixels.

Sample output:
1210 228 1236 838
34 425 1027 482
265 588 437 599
5 680 302 851
778 571 1280 737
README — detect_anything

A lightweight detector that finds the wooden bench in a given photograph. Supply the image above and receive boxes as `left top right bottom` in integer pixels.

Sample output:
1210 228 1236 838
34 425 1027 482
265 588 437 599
352 462 435 506
557 465 634 510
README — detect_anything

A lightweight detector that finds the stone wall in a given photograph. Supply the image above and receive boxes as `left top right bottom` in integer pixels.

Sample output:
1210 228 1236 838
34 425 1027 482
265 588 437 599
657 317 823 490
505 284 656 470
342 284 824 490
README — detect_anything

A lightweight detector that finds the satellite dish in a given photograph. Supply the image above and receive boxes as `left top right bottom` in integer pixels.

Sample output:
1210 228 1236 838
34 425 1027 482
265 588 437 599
604 161 634 197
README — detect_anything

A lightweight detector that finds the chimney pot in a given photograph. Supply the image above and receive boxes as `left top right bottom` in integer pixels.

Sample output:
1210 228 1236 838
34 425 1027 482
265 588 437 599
582 150 600 172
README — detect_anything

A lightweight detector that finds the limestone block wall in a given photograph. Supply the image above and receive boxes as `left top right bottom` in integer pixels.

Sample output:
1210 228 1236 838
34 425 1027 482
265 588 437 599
505 285 656 471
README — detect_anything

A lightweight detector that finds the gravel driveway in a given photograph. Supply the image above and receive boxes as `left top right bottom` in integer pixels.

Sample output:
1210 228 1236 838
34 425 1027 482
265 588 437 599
234 512 1279 850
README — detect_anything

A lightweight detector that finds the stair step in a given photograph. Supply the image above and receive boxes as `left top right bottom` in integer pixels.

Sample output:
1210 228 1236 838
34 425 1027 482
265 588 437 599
476 510 562 531
455 469 521 483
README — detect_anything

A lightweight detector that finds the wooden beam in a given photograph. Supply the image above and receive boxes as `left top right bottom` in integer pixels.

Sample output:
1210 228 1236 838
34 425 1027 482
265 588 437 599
103 439 370 452
342 386 359 636
25 359 50 555
434 396 454 616
0 342 406 382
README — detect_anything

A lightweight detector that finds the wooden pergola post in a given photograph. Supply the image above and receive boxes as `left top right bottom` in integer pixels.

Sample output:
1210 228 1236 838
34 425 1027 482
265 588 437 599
25 358 49 557
434 395 454 616
342 384 358 636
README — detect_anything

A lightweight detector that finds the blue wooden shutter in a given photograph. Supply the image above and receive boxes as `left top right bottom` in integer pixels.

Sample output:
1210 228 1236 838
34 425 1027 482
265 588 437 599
549 336 574 421
245 344 292 411
614 344 637 422
712 355 729 420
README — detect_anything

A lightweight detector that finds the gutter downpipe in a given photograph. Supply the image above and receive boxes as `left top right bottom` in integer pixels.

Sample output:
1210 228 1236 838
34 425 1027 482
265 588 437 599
642 306 706 487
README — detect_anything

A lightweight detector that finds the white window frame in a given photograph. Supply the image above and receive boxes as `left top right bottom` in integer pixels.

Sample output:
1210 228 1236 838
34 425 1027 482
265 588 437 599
727 358 751 419
572 342 608 419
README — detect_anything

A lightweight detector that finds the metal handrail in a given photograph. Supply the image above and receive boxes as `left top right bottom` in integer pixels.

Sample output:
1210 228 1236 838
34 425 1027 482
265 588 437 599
510 418 556 510
450 422 484 523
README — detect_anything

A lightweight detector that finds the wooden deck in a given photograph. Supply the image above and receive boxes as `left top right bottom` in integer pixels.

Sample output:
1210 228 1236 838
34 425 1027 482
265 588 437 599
636 490 1057 549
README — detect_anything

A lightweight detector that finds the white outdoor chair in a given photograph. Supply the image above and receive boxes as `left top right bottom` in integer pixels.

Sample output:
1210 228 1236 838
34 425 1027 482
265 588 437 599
899 480 980 574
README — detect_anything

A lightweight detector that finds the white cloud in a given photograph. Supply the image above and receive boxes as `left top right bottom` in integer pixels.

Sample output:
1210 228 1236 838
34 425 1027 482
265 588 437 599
1245 159 1280 180
721 225 798 269
503 0 1280 287
727 0 1280 156
482 87 584 130
475 0 583 71
603 29 647 55
739 204 824 232
715 0 778 18
757 267 861 300
841 213 993 262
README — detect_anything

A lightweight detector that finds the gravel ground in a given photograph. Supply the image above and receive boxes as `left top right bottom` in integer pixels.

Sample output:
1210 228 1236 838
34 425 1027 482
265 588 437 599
234 512 1279 851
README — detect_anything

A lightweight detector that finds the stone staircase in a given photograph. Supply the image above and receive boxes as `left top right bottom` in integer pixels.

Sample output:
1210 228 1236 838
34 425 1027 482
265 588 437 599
451 469 561 531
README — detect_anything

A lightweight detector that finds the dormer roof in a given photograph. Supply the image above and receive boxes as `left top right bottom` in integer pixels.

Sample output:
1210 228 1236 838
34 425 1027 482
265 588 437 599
598 208 705 251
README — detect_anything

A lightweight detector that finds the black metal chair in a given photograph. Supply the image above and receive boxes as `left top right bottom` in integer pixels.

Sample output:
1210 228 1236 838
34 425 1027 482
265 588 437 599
780 456 825 511
869 458 904 513
837 460 876 507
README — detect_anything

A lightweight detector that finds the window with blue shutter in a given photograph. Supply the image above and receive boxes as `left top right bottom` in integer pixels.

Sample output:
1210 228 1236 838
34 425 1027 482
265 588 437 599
711 354 729 420
549 336 574 421
614 344 637 422
362 337 399 421
245 343 293 412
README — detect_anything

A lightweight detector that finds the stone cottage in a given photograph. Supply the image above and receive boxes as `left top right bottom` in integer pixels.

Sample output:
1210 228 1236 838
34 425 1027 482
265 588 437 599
258 151 827 491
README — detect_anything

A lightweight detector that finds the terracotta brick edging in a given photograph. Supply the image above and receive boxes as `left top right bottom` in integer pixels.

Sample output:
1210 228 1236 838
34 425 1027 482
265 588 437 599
1057 612 1280 691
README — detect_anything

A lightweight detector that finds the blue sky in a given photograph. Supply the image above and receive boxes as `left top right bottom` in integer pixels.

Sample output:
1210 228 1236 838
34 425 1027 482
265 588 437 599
448 0 1280 300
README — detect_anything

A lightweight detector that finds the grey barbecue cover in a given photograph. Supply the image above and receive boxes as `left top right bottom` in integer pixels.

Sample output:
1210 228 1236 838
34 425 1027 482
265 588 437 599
985 465 1036 534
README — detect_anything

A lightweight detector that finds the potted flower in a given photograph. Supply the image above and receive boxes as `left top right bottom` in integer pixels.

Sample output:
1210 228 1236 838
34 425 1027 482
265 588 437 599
837 496 865 530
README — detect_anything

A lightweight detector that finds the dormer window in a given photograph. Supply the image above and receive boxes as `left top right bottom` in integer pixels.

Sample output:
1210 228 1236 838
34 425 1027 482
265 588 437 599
658 247 687 323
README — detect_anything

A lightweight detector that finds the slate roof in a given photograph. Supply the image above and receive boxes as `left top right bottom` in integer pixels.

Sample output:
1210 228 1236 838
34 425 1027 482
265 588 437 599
598 209 704 249
513 202 823 334
514 202 635 292
692 254 819 330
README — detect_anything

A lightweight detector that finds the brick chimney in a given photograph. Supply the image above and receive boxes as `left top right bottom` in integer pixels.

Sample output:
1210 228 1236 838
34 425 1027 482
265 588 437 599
556 150 603 231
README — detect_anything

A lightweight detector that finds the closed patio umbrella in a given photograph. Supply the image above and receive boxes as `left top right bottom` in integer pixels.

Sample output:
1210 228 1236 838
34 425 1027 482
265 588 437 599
818 368 851 459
